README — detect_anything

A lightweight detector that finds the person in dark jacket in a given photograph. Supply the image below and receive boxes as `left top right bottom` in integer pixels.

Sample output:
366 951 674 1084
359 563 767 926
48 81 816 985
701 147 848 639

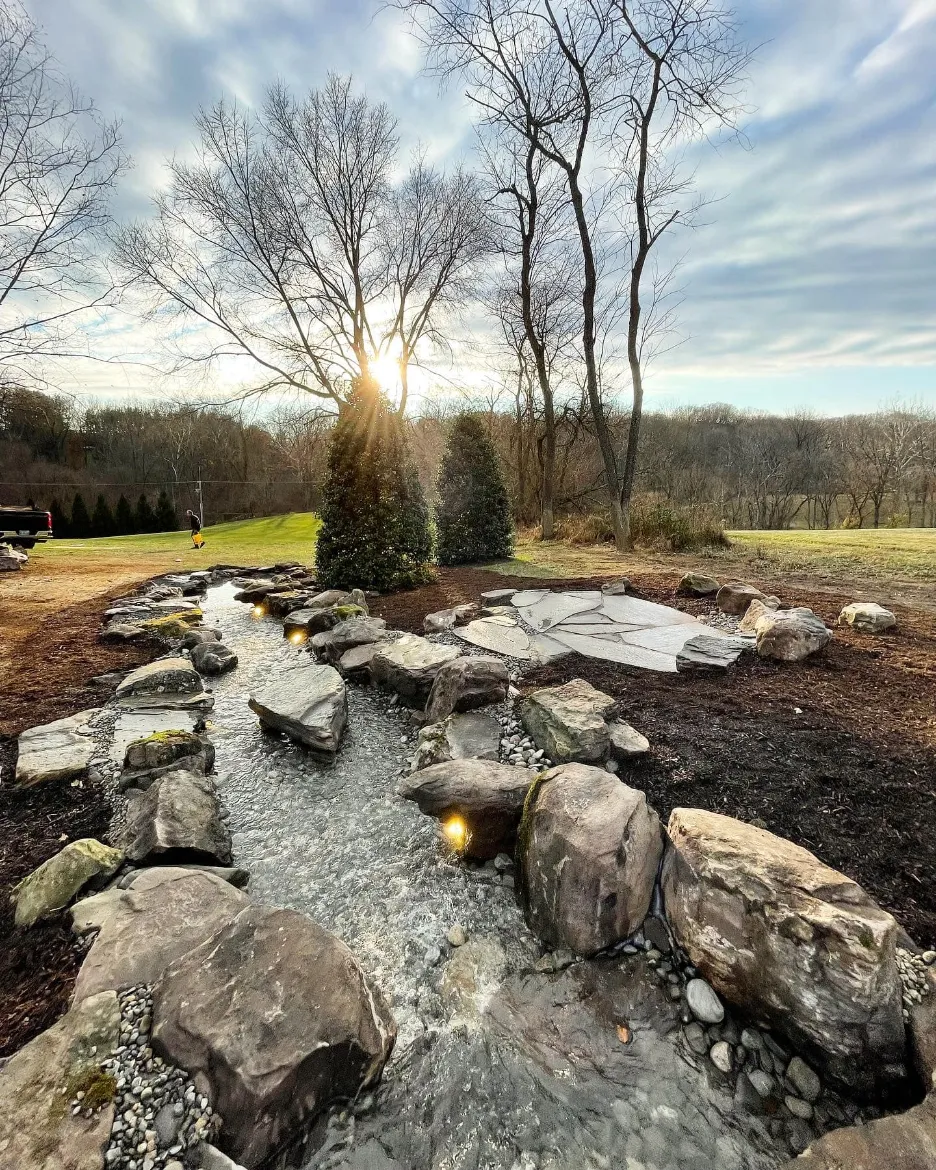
186 509 204 548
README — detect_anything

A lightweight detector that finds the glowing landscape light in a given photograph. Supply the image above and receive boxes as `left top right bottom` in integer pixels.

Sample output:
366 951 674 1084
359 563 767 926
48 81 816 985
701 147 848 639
289 630 306 644
442 815 468 852
252 605 265 617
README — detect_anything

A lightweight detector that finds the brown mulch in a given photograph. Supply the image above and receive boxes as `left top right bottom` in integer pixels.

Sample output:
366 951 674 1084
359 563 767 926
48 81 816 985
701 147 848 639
0 587 162 1058
376 568 936 948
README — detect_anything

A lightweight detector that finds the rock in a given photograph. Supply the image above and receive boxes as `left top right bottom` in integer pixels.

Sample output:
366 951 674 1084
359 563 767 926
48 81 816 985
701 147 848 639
180 627 222 648
308 588 352 608
785 1094 814 1121
600 578 631 595
338 642 384 682
787 1055 822 1102
608 721 650 760
521 764 663 955
371 634 461 701
447 924 467 947
141 611 204 640
265 590 313 617
0 990 120 1170
425 656 509 723
777 1094 936 1170
410 712 501 771
120 729 214 791
397 759 533 860
100 622 146 642
677 572 721 597
440 938 507 1021
520 678 615 763
152 904 396 1167
685 978 724 1025
716 581 766 616
13 839 124 927
190 641 238 675
662 808 906 1093
479 588 517 605
120 770 233 866
15 708 99 787
249 661 347 754
73 868 248 1001
116 658 204 700
283 607 340 637
676 633 749 672
754 607 832 662
909 967 936 1088
423 604 477 633
710 1039 733 1073
0 542 27 570
840 601 897 633
747 1068 775 1098
233 580 276 603
317 616 389 665
738 596 782 634
199 1146 249 1170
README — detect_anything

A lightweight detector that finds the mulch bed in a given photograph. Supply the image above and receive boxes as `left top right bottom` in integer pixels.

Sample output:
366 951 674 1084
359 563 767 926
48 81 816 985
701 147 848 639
0 588 161 1058
377 567 936 948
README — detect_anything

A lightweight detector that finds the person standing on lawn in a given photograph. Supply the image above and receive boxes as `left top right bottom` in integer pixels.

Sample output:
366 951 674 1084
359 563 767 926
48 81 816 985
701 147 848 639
186 508 204 548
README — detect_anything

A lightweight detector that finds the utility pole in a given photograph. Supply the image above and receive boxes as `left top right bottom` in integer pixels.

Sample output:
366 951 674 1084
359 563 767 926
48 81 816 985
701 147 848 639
196 468 205 528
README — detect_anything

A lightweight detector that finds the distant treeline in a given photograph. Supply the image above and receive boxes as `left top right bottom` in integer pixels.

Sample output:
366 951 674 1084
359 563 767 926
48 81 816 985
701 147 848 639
3 385 935 534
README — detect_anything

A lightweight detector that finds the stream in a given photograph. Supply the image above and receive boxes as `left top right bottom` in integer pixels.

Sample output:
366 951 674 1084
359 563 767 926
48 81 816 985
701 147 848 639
198 583 788 1170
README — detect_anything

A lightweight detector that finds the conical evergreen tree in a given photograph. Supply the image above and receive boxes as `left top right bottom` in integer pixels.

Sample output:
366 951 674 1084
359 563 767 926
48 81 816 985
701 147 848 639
435 414 513 565
49 497 69 539
91 494 116 537
315 377 432 590
153 490 178 532
70 492 91 538
114 494 135 535
135 493 155 533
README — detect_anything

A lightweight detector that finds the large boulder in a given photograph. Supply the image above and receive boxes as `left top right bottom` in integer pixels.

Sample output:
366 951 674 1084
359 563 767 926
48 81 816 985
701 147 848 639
117 657 202 699
249 662 347 754
0 990 120 1170
315 615 389 664
520 678 615 763
283 607 341 638
675 633 749 672
840 601 897 633
779 1094 936 1169
234 580 276 603
13 839 124 927
73 868 248 1002
409 712 501 772
15 708 99 787
140 611 205 640
180 626 222 648
308 588 352 609
190 641 238 675
677 571 720 597
521 764 663 955
152 904 396 1167
371 634 461 701
425 655 509 723
337 642 384 682
716 581 766 616
120 728 214 791
120 770 232 866
398 759 534 860
265 590 313 618
737 596 781 634
423 604 477 633
662 809 906 1093
754 607 832 662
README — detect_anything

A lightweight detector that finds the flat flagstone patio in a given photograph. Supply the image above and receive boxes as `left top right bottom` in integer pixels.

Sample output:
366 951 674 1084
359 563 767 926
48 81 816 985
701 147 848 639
454 589 739 672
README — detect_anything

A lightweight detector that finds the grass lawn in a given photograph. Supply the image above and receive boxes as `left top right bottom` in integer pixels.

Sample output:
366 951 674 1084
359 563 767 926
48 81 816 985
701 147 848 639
725 527 936 583
34 512 321 573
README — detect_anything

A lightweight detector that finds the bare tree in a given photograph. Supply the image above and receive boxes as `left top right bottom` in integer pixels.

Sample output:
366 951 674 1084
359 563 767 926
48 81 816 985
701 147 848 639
113 75 489 412
398 0 749 545
0 1 125 388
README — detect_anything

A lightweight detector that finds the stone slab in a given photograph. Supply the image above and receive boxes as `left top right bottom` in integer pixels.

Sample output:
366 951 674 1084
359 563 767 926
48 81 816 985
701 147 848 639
110 709 200 764
15 709 100 787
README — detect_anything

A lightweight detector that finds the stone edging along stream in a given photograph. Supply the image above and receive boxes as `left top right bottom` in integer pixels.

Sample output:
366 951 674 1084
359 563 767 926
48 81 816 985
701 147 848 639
1 563 933 1170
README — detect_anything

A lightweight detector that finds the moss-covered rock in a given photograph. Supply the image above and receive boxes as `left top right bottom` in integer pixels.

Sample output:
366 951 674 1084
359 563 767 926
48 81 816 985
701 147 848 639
142 609 203 639
13 838 125 927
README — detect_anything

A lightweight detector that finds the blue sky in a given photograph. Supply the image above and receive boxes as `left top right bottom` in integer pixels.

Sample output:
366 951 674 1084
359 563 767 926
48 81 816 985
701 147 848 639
28 0 936 415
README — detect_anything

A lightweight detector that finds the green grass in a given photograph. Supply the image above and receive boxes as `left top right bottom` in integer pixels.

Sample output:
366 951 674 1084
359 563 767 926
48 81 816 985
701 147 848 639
34 512 321 570
725 527 936 582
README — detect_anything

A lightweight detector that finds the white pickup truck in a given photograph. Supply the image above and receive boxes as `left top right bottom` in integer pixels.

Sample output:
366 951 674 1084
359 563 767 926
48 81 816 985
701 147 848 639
0 505 53 548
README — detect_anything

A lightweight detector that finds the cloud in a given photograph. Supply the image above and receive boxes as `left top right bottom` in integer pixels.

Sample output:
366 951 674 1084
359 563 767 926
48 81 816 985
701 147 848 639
20 0 936 413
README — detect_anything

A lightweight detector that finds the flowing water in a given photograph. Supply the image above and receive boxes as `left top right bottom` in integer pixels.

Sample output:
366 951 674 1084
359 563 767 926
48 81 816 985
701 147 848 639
199 584 787 1170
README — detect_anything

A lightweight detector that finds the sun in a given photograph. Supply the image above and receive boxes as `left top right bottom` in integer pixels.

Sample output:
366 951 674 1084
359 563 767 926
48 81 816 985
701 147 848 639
370 341 403 392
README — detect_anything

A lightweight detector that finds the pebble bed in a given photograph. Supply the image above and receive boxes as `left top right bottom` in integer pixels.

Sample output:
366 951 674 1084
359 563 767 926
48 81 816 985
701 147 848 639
96 986 218 1170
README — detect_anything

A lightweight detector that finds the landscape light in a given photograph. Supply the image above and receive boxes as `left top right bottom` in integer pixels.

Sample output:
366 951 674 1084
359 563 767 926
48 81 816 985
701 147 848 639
252 605 265 617
442 816 468 852
289 630 306 644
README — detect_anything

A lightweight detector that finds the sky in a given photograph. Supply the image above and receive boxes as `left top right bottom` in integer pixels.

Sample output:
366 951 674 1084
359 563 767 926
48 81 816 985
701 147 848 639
23 0 936 416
